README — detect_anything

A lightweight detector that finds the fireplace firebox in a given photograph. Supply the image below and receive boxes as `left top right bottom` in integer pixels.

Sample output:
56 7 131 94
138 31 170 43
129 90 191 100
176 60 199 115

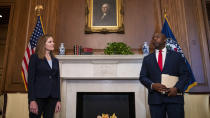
76 92 135 118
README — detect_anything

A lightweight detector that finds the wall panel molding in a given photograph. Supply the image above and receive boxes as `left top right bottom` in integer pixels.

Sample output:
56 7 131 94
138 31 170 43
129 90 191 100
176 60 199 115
153 0 162 32
202 0 210 55
3 0 30 92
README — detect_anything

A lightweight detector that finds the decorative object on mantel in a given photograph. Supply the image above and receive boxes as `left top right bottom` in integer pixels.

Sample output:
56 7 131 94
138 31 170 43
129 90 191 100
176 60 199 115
74 45 82 55
82 48 93 55
104 42 134 55
59 43 65 55
142 42 149 56
73 45 94 55
85 0 124 33
139 42 154 55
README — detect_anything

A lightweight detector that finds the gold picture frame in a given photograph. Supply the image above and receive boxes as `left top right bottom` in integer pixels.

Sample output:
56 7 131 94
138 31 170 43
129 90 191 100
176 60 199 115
85 0 124 33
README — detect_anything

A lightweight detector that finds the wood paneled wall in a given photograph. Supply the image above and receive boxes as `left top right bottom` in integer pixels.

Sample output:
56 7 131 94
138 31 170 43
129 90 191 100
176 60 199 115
55 0 156 50
0 0 58 92
0 24 7 94
203 1 210 52
0 0 31 92
159 0 210 92
184 0 210 92
55 0 210 92
0 0 209 92
161 0 190 60
27 0 58 39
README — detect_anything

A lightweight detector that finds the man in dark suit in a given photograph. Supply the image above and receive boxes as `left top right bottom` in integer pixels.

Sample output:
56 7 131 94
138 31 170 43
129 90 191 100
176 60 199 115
139 33 190 118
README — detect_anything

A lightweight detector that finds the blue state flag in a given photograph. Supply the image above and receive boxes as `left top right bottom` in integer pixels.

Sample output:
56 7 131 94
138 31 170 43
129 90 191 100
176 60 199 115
161 15 197 92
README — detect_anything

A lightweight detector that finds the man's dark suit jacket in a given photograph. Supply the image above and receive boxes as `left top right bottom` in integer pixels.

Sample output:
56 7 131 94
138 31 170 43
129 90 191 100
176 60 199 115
28 54 61 102
140 50 189 105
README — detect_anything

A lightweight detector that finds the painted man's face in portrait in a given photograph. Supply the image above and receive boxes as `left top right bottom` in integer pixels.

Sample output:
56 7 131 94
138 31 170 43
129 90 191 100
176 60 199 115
101 3 109 14
92 1 116 26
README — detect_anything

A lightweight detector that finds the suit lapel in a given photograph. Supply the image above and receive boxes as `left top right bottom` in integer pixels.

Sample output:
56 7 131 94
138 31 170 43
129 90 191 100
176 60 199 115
44 57 53 70
151 52 162 72
162 50 171 72
52 57 56 70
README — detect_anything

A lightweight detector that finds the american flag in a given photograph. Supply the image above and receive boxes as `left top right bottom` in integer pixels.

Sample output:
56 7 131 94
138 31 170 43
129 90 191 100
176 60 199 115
21 16 44 91
161 15 197 92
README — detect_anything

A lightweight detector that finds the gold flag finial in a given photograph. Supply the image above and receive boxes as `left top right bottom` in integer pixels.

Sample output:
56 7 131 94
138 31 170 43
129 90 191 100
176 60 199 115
163 8 167 15
35 5 43 16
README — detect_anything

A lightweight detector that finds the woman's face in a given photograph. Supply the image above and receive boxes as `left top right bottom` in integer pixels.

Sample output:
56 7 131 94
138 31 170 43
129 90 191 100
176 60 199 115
45 37 54 51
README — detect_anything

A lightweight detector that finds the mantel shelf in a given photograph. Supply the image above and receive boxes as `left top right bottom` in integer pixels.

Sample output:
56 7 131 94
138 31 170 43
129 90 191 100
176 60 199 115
57 55 143 80
56 54 143 60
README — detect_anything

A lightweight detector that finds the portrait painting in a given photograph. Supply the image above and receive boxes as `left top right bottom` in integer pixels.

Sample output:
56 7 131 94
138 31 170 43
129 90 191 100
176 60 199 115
93 0 117 26
85 0 124 33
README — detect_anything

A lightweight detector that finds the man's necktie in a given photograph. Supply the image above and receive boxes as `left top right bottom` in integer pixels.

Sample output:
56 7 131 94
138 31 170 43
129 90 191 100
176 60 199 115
158 50 163 71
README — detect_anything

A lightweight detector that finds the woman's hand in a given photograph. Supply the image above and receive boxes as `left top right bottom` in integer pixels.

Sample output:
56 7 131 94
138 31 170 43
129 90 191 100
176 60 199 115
30 101 38 114
55 101 61 113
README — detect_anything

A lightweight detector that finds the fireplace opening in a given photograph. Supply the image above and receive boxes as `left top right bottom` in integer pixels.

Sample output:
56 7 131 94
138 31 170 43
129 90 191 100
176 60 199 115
76 92 135 118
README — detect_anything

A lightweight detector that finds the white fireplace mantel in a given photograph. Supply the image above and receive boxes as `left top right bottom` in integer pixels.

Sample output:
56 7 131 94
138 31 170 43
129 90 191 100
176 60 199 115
57 55 144 79
56 55 148 118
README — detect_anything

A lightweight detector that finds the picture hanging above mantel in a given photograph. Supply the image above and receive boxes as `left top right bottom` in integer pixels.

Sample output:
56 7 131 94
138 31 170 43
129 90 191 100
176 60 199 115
85 0 124 33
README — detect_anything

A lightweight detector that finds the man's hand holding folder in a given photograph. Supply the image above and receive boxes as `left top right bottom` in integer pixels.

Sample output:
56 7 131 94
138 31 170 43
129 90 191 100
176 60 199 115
161 74 179 96
151 83 167 93
151 74 179 96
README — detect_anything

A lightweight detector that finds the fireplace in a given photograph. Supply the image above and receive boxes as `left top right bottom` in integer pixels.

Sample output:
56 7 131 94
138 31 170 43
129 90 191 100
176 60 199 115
76 92 136 118
57 55 147 118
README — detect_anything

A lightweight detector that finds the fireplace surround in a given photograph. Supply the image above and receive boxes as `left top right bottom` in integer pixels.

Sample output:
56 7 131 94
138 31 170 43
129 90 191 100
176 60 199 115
57 55 147 118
